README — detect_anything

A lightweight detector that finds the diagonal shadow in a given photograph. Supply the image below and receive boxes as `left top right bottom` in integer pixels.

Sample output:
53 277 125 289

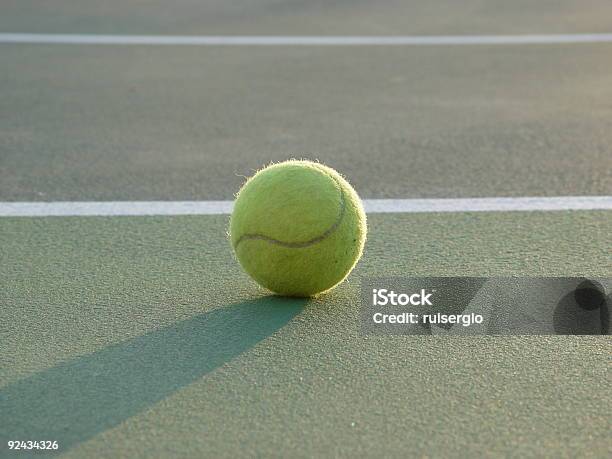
0 296 305 454
419 277 487 333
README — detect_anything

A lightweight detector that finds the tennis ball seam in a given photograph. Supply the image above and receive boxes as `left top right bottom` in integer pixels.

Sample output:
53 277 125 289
233 180 346 249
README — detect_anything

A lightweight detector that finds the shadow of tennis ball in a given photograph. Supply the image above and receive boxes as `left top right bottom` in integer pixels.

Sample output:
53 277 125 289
0 296 305 453
554 279 609 335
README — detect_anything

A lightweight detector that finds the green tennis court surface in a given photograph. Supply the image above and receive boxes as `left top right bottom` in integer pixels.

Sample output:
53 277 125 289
2 1 612 458
2 212 610 457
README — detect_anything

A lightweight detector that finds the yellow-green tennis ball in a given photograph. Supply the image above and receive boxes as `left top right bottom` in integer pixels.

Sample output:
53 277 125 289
230 160 367 297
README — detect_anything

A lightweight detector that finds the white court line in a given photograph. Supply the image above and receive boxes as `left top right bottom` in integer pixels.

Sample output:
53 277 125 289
0 197 611 217
1 33 612 46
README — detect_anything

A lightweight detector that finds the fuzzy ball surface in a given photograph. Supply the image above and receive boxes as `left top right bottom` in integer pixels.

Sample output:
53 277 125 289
230 160 367 297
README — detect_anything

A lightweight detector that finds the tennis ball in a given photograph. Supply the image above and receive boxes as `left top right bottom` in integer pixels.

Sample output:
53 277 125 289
230 160 367 297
